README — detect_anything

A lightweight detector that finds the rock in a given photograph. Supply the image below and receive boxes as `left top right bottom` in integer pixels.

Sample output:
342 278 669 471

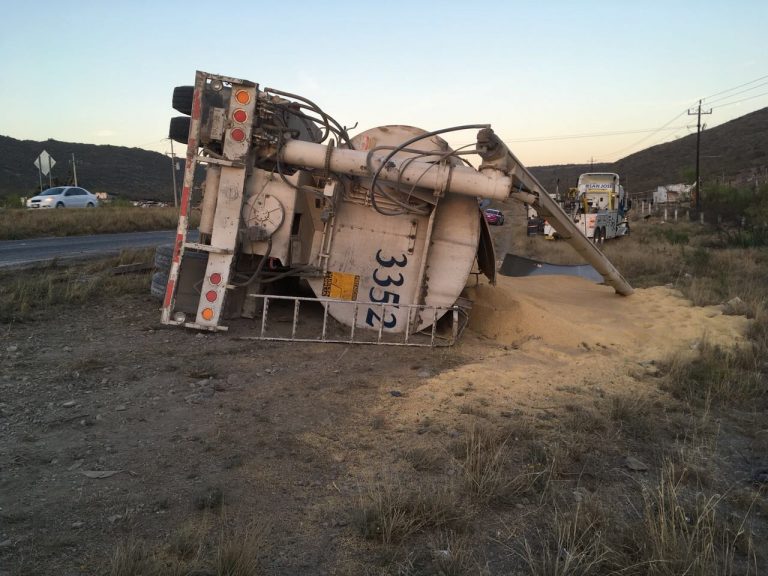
63 346 72 352
417 369 432 378
722 296 747 316
624 456 649 472
115 404 127 412
752 429 768 451
108 514 123 523
0 538 13 548
389 390 403 397
62 400 76 408
71 521 84 528
6 345 18 353
751 468 768 485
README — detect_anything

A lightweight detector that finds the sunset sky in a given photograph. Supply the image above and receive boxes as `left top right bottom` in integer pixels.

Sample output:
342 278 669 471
1 0 766 166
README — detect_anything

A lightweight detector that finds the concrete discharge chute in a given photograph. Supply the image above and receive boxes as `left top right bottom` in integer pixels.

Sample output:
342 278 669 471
160 71 632 345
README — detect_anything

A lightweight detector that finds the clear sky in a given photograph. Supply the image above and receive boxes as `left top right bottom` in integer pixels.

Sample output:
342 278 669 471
1 0 767 167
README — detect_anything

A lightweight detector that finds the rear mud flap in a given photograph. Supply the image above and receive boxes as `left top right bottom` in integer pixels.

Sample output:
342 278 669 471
476 210 497 285
499 253 603 283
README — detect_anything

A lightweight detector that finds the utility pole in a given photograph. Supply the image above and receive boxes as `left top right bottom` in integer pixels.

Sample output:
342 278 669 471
71 153 78 186
688 99 712 213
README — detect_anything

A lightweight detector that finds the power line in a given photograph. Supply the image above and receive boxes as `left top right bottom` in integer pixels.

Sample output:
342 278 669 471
702 73 768 101
502 125 686 144
704 78 768 106
598 108 692 162
712 89 768 110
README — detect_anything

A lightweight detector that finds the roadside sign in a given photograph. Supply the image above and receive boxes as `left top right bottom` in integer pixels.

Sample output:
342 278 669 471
34 150 56 176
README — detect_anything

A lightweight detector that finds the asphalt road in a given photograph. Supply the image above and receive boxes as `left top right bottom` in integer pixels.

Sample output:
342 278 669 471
0 230 198 269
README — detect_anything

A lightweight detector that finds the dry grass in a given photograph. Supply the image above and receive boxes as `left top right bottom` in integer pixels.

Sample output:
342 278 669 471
459 424 511 501
213 521 267 576
0 206 198 240
0 249 152 322
354 479 469 545
662 341 766 409
632 458 758 576
518 503 612 576
428 530 485 576
609 394 656 441
110 539 162 576
112 517 266 576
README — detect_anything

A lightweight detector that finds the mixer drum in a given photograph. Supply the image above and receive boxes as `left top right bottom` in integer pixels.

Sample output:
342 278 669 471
305 125 482 334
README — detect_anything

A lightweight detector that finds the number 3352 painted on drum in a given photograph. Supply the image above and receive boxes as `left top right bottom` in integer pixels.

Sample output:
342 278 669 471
365 249 408 329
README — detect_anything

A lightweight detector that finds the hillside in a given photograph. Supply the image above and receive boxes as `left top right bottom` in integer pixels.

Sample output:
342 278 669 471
1 106 766 201
0 136 178 201
531 106 768 197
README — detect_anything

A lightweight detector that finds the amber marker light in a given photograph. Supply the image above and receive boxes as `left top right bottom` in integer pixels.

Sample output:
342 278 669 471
235 90 250 104
201 308 214 321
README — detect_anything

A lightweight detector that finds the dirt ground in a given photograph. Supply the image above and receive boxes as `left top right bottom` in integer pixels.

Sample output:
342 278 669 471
0 213 764 575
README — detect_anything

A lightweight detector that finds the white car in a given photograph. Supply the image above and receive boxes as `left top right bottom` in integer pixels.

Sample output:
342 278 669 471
26 186 99 209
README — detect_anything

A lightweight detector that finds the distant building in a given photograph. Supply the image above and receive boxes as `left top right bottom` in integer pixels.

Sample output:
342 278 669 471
653 184 692 204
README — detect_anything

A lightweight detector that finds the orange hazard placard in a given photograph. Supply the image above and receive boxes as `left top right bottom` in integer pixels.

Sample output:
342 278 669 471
322 271 360 300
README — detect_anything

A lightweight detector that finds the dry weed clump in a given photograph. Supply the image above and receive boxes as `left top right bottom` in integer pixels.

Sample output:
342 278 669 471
428 530 485 576
609 394 657 441
631 458 758 576
518 502 613 576
354 480 469 545
662 341 766 408
213 521 267 576
110 539 159 576
111 517 266 576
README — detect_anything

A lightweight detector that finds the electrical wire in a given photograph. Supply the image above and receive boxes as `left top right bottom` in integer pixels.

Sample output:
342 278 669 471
704 79 768 106
598 108 691 162
710 89 768 110
702 73 768 102
502 125 687 144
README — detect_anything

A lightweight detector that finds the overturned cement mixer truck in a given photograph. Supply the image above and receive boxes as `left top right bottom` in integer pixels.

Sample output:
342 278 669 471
158 71 632 346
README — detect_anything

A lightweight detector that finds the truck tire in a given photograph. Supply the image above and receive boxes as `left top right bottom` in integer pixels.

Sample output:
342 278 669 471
154 244 174 270
172 86 194 115
150 270 168 301
169 116 191 144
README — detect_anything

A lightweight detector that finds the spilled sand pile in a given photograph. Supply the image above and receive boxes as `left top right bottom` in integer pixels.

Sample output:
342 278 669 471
464 275 749 358
386 275 751 428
